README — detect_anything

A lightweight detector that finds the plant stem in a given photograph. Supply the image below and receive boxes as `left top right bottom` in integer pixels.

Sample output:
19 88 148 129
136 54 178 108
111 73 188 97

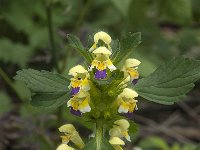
96 120 103 150
46 2 59 72
0 67 22 102
45 1 62 122
75 0 92 32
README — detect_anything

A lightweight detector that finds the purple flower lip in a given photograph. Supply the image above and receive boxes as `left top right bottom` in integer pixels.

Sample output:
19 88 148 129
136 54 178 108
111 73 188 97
95 69 107 79
70 107 82 116
70 87 80 95
132 79 139 85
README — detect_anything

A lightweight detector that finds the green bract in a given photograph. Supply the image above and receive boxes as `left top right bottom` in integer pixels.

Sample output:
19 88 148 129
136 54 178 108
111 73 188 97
14 31 200 150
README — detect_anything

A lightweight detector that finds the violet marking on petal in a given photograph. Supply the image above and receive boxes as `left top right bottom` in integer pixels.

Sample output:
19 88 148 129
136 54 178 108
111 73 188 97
70 87 80 95
70 107 82 116
132 79 139 85
95 69 107 79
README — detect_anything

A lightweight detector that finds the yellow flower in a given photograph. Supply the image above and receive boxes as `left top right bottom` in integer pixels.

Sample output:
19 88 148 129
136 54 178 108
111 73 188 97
92 47 112 56
109 137 125 150
90 58 116 71
122 59 141 83
80 77 90 91
124 59 141 68
56 144 75 150
119 88 138 98
70 78 82 88
69 65 90 95
118 88 138 114
89 31 112 52
59 124 85 149
69 76 90 95
67 90 91 113
89 47 116 79
68 65 88 77
109 119 131 142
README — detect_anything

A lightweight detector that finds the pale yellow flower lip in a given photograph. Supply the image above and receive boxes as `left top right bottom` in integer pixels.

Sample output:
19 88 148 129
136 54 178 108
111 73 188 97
125 59 141 68
69 65 88 76
56 144 75 150
75 90 89 98
92 47 112 55
58 124 85 149
109 137 125 145
94 31 111 44
58 124 76 133
119 88 138 99
114 119 130 130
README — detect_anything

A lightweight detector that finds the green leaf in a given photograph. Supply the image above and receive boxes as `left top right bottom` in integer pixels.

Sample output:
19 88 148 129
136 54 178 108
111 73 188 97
139 136 169 150
134 57 200 105
158 0 192 25
67 34 93 63
83 137 114 150
13 81 31 101
0 92 12 114
14 69 70 108
0 39 33 67
113 32 141 66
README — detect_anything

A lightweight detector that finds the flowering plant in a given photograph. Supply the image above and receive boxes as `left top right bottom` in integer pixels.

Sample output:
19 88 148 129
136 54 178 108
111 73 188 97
15 31 200 150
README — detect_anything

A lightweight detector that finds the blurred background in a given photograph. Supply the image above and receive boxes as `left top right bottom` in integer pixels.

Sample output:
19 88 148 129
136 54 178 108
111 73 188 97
0 0 200 149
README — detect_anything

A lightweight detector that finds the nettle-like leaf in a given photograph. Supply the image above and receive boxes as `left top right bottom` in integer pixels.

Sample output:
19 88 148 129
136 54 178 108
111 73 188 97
83 137 114 150
134 57 200 105
14 69 70 108
0 39 33 67
67 34 93 63
112 32 141 65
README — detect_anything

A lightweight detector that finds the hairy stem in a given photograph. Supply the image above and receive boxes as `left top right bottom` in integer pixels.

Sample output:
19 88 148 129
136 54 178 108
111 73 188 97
45 1 62 122
96 120 103 150
46 2 59 72
0 67 22 101
75 0 92 32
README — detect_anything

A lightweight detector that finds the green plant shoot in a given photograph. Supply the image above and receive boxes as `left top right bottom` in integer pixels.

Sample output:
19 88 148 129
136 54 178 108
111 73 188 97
14 31 200 150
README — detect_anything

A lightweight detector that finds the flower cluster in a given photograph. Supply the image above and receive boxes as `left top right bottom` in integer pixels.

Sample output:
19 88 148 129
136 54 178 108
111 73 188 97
109 119 131 150
57 124 84 150
67 31 140 116
67 65 91 116
58 31 141 149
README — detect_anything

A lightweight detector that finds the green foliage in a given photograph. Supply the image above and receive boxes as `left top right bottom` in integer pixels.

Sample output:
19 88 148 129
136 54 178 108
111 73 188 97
112 32 142 66
134 57 200 104
139 136 169 150
110 0 131 17
67 34 93 63
14 69 70 108
0 92 12 114
0 39 32 67
177 29 200 53
83 137 114 150
1 0 200 148
13 81 31 101
128 120 139 141
139 136 198 150
158 0 192 25
192 0 200 22
127 0 148 28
